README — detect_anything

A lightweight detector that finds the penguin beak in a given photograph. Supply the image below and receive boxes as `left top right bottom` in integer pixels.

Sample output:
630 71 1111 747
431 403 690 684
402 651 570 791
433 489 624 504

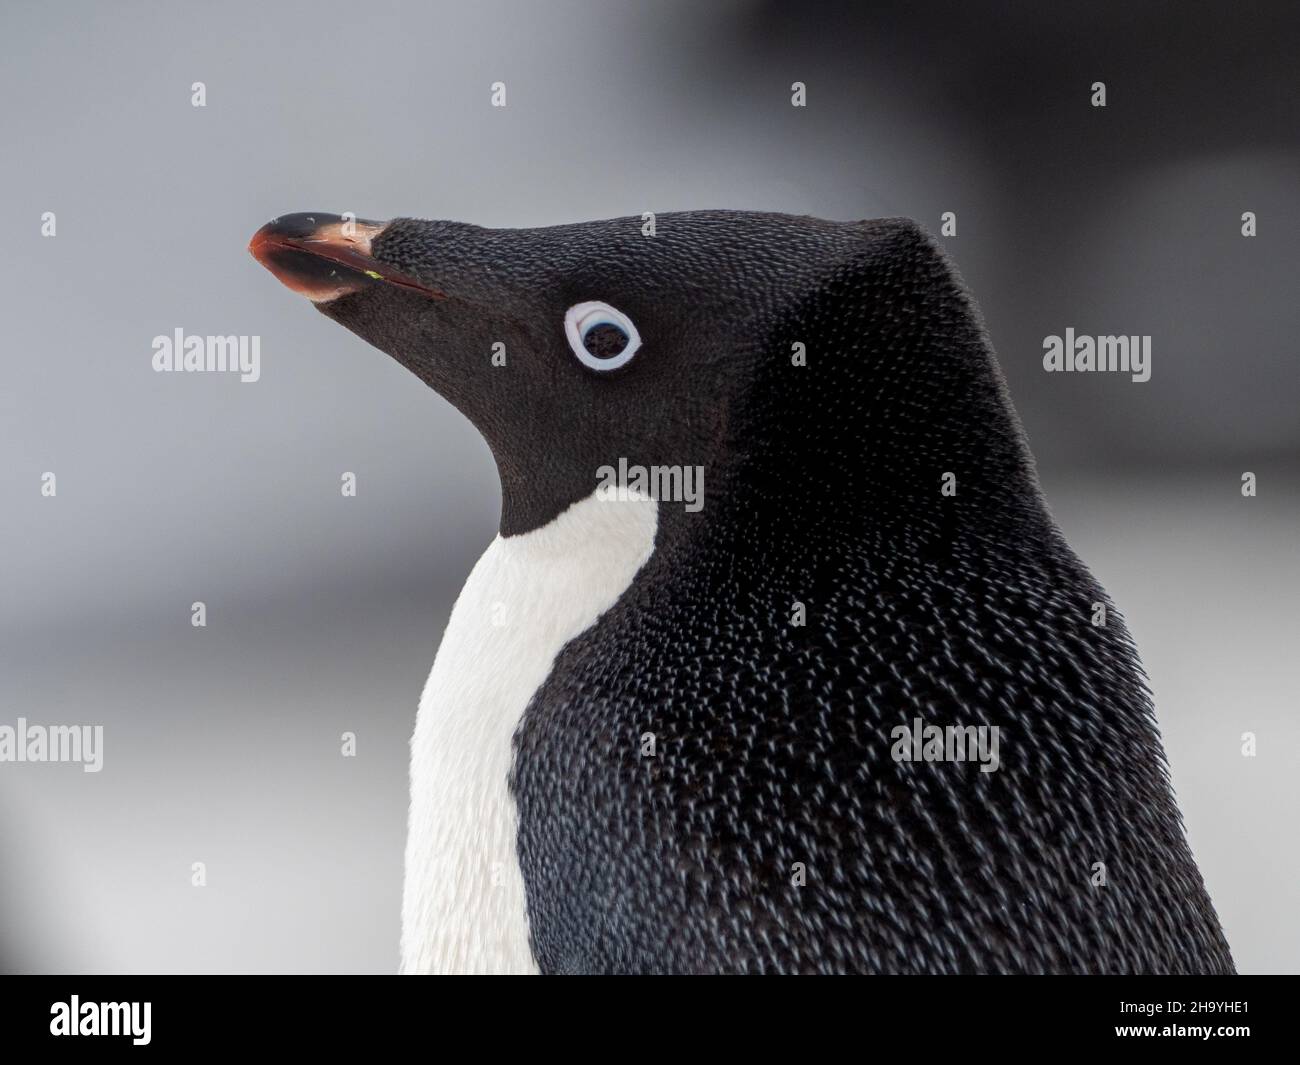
248 213 445 303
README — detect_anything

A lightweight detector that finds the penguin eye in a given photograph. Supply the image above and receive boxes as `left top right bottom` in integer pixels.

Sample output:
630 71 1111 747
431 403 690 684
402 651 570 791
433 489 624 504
564 301 641 372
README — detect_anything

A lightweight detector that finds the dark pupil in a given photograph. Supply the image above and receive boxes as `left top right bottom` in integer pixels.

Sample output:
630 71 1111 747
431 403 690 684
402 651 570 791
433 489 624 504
583 322 629 359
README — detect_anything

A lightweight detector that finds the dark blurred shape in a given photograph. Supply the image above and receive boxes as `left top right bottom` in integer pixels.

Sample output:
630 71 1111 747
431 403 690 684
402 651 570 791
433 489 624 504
689 0 1300 472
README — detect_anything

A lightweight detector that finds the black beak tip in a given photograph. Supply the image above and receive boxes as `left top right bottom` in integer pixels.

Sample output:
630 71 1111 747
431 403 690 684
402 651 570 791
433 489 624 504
249 212 445 303
249 212 387 302
256 212 348 242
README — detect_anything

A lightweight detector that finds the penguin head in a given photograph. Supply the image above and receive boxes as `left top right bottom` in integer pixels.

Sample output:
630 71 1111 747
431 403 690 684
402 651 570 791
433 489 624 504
251 210 1033 540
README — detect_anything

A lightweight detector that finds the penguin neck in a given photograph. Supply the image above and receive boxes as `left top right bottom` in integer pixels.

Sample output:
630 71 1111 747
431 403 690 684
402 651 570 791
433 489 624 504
723 237 1043 554
726 380 1040 558
495 457 599 539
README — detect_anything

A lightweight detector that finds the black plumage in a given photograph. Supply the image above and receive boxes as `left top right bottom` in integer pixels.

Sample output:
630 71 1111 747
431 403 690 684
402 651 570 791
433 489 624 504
313 210 1232 974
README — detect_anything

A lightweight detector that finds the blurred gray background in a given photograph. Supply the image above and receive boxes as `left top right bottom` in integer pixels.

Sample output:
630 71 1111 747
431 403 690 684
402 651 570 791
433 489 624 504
1 0 1296 973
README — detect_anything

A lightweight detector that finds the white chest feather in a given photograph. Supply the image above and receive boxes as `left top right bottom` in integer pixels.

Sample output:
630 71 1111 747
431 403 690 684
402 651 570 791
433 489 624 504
400 489 657 974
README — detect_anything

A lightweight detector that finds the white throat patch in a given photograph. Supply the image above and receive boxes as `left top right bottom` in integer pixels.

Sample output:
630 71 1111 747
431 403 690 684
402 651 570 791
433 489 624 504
400 488 658 973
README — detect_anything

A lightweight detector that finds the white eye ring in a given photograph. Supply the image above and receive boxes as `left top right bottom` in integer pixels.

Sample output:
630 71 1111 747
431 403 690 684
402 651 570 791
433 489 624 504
564 301 642 372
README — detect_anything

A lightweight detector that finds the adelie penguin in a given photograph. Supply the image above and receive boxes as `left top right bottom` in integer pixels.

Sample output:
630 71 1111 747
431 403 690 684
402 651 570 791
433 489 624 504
250 210 1235 975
